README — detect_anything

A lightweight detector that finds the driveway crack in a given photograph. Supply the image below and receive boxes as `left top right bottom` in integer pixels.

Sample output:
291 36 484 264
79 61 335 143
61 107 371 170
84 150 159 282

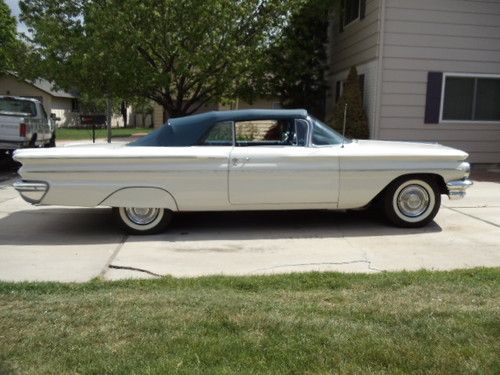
108 264 162 277
444 207 499 228
99 233 128 278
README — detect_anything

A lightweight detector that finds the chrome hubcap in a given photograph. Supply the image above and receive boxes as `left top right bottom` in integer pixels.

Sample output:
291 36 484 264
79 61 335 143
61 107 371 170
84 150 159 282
124 207 160 225
397 185 430 217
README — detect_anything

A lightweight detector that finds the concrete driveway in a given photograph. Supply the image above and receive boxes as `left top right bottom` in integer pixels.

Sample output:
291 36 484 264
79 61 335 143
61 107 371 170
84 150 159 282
0 160 499 282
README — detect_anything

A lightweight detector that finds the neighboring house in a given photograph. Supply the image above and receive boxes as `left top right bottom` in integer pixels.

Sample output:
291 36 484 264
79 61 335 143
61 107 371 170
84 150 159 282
0 73 80 127
326 0 500 163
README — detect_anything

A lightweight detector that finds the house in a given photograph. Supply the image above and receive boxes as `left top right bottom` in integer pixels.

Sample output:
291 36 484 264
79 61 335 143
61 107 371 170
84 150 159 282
325 0 500 163
0 73 80 127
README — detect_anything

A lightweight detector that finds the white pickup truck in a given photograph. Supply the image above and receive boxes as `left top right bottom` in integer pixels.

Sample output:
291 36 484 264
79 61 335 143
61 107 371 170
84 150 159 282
0 96 56 156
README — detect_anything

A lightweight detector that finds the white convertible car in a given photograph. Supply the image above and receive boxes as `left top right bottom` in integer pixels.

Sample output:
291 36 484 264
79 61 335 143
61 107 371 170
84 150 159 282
13 109 472 234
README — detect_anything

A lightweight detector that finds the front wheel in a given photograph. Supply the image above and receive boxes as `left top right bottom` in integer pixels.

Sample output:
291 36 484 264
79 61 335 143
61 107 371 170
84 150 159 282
383 177 441 228
114 207 172 235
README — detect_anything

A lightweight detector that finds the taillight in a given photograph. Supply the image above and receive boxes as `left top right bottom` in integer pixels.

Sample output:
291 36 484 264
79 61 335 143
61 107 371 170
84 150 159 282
19 123 27 137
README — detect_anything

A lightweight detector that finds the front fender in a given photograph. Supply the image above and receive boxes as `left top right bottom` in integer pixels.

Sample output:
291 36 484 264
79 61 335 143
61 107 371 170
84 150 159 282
99 187 179 211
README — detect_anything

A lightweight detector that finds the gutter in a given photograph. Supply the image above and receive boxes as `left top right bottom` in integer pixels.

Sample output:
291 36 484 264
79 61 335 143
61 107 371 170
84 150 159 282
373 0 387 139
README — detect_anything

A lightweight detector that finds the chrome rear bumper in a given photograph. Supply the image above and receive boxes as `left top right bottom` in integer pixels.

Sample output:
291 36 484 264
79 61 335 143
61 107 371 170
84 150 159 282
447 179 473 200
13 180 49 204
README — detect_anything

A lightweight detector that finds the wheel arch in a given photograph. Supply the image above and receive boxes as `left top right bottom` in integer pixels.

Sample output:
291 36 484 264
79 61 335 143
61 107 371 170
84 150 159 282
99 187 179 211
371 173 447 205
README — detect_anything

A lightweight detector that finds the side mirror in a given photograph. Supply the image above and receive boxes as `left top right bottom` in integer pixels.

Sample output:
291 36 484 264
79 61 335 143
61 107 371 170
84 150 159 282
50 113 61 121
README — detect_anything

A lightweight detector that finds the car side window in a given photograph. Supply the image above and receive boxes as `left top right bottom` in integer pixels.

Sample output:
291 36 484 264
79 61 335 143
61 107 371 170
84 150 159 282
295 119 309 146
198 121 233 146
235 118 305 146
311 120 345 145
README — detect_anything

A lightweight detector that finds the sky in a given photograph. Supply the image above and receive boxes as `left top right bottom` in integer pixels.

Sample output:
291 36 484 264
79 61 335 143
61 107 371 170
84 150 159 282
5 0 28 34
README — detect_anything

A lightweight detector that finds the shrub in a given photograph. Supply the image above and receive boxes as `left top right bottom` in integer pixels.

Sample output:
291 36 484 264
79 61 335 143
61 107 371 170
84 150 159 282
331 66 369 139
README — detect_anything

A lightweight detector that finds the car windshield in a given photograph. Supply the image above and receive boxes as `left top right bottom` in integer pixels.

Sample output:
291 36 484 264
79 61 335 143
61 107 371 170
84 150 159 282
310 117 351 145
0 98 37 117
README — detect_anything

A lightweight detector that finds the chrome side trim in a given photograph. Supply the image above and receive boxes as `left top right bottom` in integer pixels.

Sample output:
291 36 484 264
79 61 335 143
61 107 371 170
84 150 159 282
446 179 473 200
13 180 49 204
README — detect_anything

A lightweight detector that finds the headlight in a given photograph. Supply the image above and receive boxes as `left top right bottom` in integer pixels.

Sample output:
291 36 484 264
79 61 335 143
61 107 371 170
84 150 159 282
458 162 470 178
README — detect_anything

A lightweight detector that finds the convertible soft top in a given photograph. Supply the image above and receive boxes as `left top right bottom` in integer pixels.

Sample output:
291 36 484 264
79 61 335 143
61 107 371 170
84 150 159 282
129 109 308 147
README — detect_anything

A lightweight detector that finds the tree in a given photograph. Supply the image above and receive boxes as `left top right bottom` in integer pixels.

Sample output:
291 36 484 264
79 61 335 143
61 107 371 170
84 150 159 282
0 0 19 73
249 0 333 120
19 0 301 120
331 66 369 139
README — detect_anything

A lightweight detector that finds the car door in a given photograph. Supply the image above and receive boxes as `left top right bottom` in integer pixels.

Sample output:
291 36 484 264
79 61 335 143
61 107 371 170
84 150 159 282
228 118 340 205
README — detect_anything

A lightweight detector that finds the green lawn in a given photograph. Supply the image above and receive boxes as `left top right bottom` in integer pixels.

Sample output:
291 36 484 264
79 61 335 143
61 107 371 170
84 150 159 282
0 269 499 374
56 127 154 140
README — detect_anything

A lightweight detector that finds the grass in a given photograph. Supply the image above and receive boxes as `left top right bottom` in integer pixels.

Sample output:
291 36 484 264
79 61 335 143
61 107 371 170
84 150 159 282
56 127 154 140
0 269 499 374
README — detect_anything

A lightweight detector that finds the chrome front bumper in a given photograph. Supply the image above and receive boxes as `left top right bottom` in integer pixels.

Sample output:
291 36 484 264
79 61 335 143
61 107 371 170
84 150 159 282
13 180 49 204
447 179 473 200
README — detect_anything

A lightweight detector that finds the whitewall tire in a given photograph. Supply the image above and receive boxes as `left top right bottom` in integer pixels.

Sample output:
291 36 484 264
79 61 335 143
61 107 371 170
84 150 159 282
115 207 172 234
383 177 441 228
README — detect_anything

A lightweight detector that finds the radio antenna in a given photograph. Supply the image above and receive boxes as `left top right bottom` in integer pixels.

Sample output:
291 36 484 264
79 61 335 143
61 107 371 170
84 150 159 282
341 103 347 148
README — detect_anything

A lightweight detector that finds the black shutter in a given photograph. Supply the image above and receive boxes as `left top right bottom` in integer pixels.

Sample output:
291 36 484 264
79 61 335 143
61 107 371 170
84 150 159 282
339 0 345 33
335 81 341 102
360 0 367 19
424 72 443 124
358 74 365 105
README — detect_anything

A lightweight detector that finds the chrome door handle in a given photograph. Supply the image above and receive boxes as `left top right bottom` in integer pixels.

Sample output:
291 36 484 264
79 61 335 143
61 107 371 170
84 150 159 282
231 157 249 166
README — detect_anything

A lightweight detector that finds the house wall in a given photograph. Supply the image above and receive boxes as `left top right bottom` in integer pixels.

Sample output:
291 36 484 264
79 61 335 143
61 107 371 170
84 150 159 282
328 0 381 74
0 75 54 113
51 96 80 127
325 0 381 134
0 75 82 128
377 0 500 163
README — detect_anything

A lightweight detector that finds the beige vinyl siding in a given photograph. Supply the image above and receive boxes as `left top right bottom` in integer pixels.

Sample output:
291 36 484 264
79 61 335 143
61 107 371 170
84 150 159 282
378 0 500 163
328 0 381 75
0 76 53 112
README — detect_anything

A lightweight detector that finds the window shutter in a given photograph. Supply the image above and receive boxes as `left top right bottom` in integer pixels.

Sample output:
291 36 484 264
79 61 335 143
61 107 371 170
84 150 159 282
424 72 443 124
360 0 367 19
339 0 345 33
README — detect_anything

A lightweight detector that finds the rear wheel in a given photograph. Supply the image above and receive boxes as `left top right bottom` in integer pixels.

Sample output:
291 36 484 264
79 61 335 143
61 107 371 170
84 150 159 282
114 207 172 234
383 177 441 228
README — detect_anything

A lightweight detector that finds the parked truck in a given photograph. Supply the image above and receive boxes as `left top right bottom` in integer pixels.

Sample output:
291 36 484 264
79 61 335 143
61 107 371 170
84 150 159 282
0 96 56 157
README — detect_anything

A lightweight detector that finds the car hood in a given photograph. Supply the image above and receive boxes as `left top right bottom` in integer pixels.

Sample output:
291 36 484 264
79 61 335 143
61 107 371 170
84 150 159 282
345 140 469 161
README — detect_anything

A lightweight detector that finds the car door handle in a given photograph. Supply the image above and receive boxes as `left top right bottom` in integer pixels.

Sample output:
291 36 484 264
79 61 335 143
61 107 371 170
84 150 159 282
231 157 250 166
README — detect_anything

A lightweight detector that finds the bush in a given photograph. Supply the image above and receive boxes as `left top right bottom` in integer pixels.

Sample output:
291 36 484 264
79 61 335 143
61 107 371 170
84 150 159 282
331 66 369 139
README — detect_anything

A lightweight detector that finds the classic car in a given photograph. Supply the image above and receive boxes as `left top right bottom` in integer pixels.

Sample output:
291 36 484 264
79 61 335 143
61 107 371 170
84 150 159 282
13 109 472 234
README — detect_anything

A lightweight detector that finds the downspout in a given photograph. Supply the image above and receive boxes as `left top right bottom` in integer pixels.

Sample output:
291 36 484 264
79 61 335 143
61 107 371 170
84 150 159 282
373 0 386 139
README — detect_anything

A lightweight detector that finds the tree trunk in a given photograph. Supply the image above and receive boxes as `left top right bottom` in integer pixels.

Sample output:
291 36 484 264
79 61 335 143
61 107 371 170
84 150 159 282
106 98 112 143
121 100 128 128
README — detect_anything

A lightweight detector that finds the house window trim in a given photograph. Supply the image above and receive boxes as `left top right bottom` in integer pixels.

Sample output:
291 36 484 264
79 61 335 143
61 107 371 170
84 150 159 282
439 72 500 124
342 0 361 29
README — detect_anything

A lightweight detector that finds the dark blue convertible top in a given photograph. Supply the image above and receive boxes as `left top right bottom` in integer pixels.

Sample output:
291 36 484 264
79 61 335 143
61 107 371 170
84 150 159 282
129 109 308 147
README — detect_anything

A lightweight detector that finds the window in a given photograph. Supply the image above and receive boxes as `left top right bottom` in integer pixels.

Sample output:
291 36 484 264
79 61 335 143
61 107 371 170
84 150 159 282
198 121 233 146
442 75 500 121
71 99 80 112
235 119 307 146
344 0 360 27
0 98 37 117
311 118 349 146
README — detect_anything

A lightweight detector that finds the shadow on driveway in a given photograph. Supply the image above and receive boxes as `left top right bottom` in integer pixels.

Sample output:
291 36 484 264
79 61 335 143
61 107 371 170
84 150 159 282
0 207 442 246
